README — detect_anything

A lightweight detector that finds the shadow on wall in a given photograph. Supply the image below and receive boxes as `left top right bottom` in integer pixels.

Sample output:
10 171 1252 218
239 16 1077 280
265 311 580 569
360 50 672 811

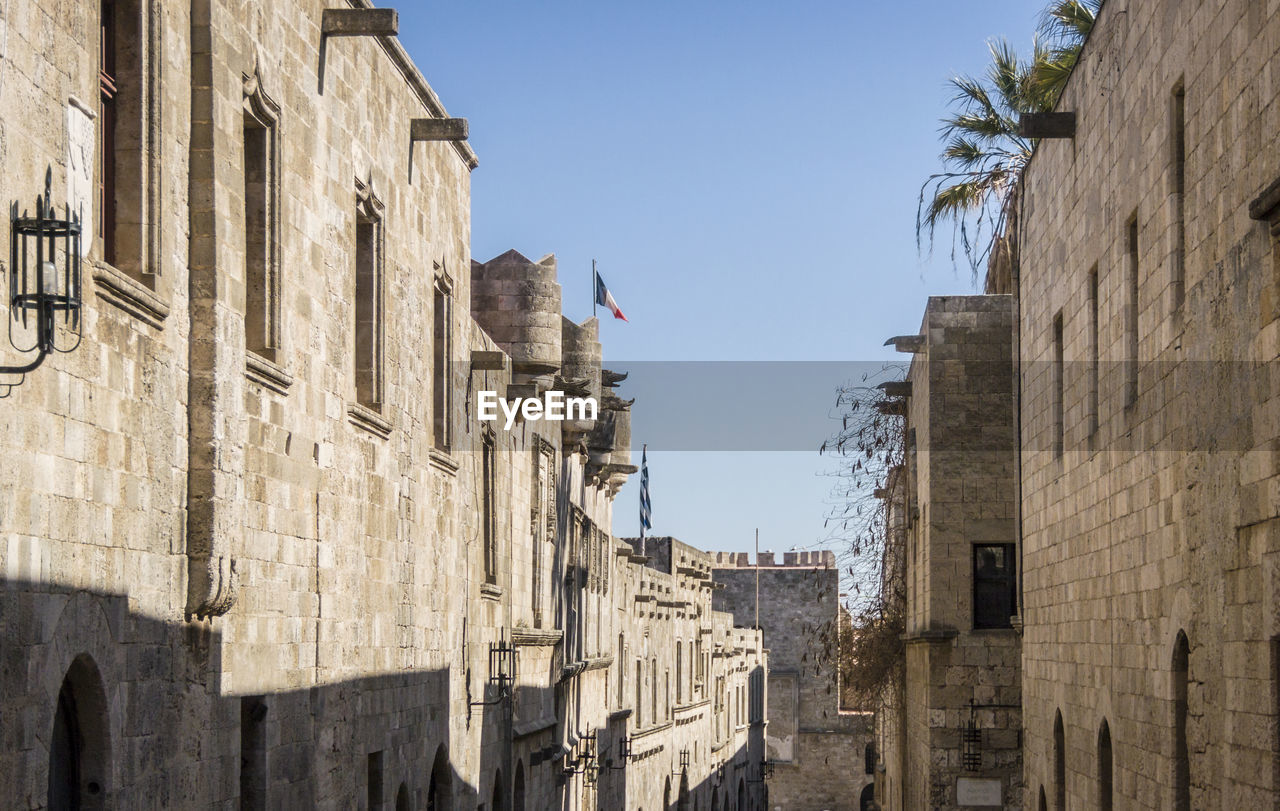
0 579 472 809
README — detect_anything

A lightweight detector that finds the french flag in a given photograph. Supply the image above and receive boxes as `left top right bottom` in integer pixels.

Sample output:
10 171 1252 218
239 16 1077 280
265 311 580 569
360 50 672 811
594 269 629 322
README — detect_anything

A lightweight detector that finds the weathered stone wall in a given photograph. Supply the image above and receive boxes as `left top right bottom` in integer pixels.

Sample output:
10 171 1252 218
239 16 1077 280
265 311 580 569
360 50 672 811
873 296 1021 811
0 1 762 808
714 552 874 811
615 537 769 811
1018 1 1280 807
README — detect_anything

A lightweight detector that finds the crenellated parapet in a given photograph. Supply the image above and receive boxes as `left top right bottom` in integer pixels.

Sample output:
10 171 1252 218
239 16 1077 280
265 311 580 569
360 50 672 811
470 250 563 381
711 550 835 568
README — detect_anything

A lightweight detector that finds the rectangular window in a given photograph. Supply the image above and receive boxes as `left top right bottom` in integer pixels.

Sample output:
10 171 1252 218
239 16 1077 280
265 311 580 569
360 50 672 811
243 99 279 360
354 191 384 409
98 0 156 285
433 275 453 449
1126 214 1140 407
972 543 1017 629
1053 312 1064 457
1171 81 1186 311
1088 266 1100 438
99 0 118 264
482 431 497 584
635 660 643 726
676 643 683 704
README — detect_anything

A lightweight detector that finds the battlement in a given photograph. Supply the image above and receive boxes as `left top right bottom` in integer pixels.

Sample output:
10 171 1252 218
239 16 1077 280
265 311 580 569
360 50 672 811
711 549 836 568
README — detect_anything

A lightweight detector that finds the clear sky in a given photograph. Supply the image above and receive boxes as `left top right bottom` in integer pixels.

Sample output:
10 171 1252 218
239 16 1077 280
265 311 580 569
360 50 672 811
399 2 1042 561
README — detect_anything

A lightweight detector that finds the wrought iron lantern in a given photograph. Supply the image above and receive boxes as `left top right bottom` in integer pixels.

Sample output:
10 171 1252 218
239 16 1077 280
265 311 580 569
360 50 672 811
672 748 690 774
2 168 82 396
601 735 632 771
469 631 517 708
747 757 773 784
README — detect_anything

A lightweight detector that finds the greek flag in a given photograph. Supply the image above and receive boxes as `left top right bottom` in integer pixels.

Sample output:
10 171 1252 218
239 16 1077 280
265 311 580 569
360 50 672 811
639 445 652 538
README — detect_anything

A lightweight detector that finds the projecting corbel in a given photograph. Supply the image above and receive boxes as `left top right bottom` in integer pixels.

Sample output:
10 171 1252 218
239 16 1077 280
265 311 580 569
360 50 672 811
1019 112 1076 139
411 118 470 143
884 335 925 353
321 8 398 37
471 350 508 373
1249 175 1280 236
318 9 398 94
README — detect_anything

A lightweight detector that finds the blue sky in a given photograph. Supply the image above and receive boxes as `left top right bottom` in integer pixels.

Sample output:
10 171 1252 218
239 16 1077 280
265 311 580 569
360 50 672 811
400 2 1041 560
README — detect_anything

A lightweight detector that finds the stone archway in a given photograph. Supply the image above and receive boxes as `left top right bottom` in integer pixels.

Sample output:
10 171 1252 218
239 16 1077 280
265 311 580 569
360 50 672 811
48 654 111 810
513 760 526 811
426 744 452 811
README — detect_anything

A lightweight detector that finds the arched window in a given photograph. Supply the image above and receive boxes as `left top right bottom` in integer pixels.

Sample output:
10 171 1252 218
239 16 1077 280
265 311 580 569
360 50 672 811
48 654 111 810
736 778 745 811
1098 718 1113 811
427 745 451 811
664 776 671 810
1053 710 1065 811
1038 785 1047 811
1173 631 1190 810
395 782 409 811
859 784 875 811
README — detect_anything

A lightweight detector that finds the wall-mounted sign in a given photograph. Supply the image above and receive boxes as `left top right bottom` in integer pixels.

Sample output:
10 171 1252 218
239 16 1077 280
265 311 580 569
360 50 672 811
956 777 1002 808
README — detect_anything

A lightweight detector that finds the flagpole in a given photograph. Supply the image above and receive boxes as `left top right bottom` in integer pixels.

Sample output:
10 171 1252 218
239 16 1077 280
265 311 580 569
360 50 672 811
755 529 760 630
592 259 597 319
640 443 646 557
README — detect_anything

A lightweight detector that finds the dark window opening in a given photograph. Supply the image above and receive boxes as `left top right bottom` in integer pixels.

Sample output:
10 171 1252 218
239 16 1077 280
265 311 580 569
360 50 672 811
240 696 268 810
1126 215 1139 407
354 193 383 410
1098 719 1113 811
1088 267 1099 437
1173 632 1190 811
432 277 453 449
1171 81 1186 310
972 543 1016 629
1053 312 1064 457
482 432 497 584
99 0 118 265
367 751 384 811
242 90 279 361
1054 710 1066 811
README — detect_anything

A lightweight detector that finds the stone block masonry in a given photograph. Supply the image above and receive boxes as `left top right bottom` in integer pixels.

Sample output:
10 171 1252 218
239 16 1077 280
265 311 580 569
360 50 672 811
714 551 875 811
0 1 765 809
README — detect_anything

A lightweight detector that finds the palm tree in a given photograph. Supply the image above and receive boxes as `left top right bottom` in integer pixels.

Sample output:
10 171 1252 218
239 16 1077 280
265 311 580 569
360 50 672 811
918 1 1101 279
1034 0 1102 100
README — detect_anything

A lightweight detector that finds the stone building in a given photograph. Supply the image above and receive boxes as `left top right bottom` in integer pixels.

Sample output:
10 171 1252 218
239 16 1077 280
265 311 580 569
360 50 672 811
1015 0 1280 807
608 537 768 811
0 1 764 809
714 550 873 810
872 297 1021 810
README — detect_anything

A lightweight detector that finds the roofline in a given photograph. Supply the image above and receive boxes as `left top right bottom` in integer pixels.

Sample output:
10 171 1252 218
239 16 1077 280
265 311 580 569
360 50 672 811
351 0 480 171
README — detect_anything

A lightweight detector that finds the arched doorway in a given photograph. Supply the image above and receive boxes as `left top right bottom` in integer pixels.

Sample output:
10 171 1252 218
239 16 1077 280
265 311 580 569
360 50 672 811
426 744 451 811
1053 710 1066 811
513 760 526 811
859 783 875 811
1097 719 1113 811
491 768 504 811
395 782 409 811
677 770 690 811
48 654 111 810
1173 631 1190 811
